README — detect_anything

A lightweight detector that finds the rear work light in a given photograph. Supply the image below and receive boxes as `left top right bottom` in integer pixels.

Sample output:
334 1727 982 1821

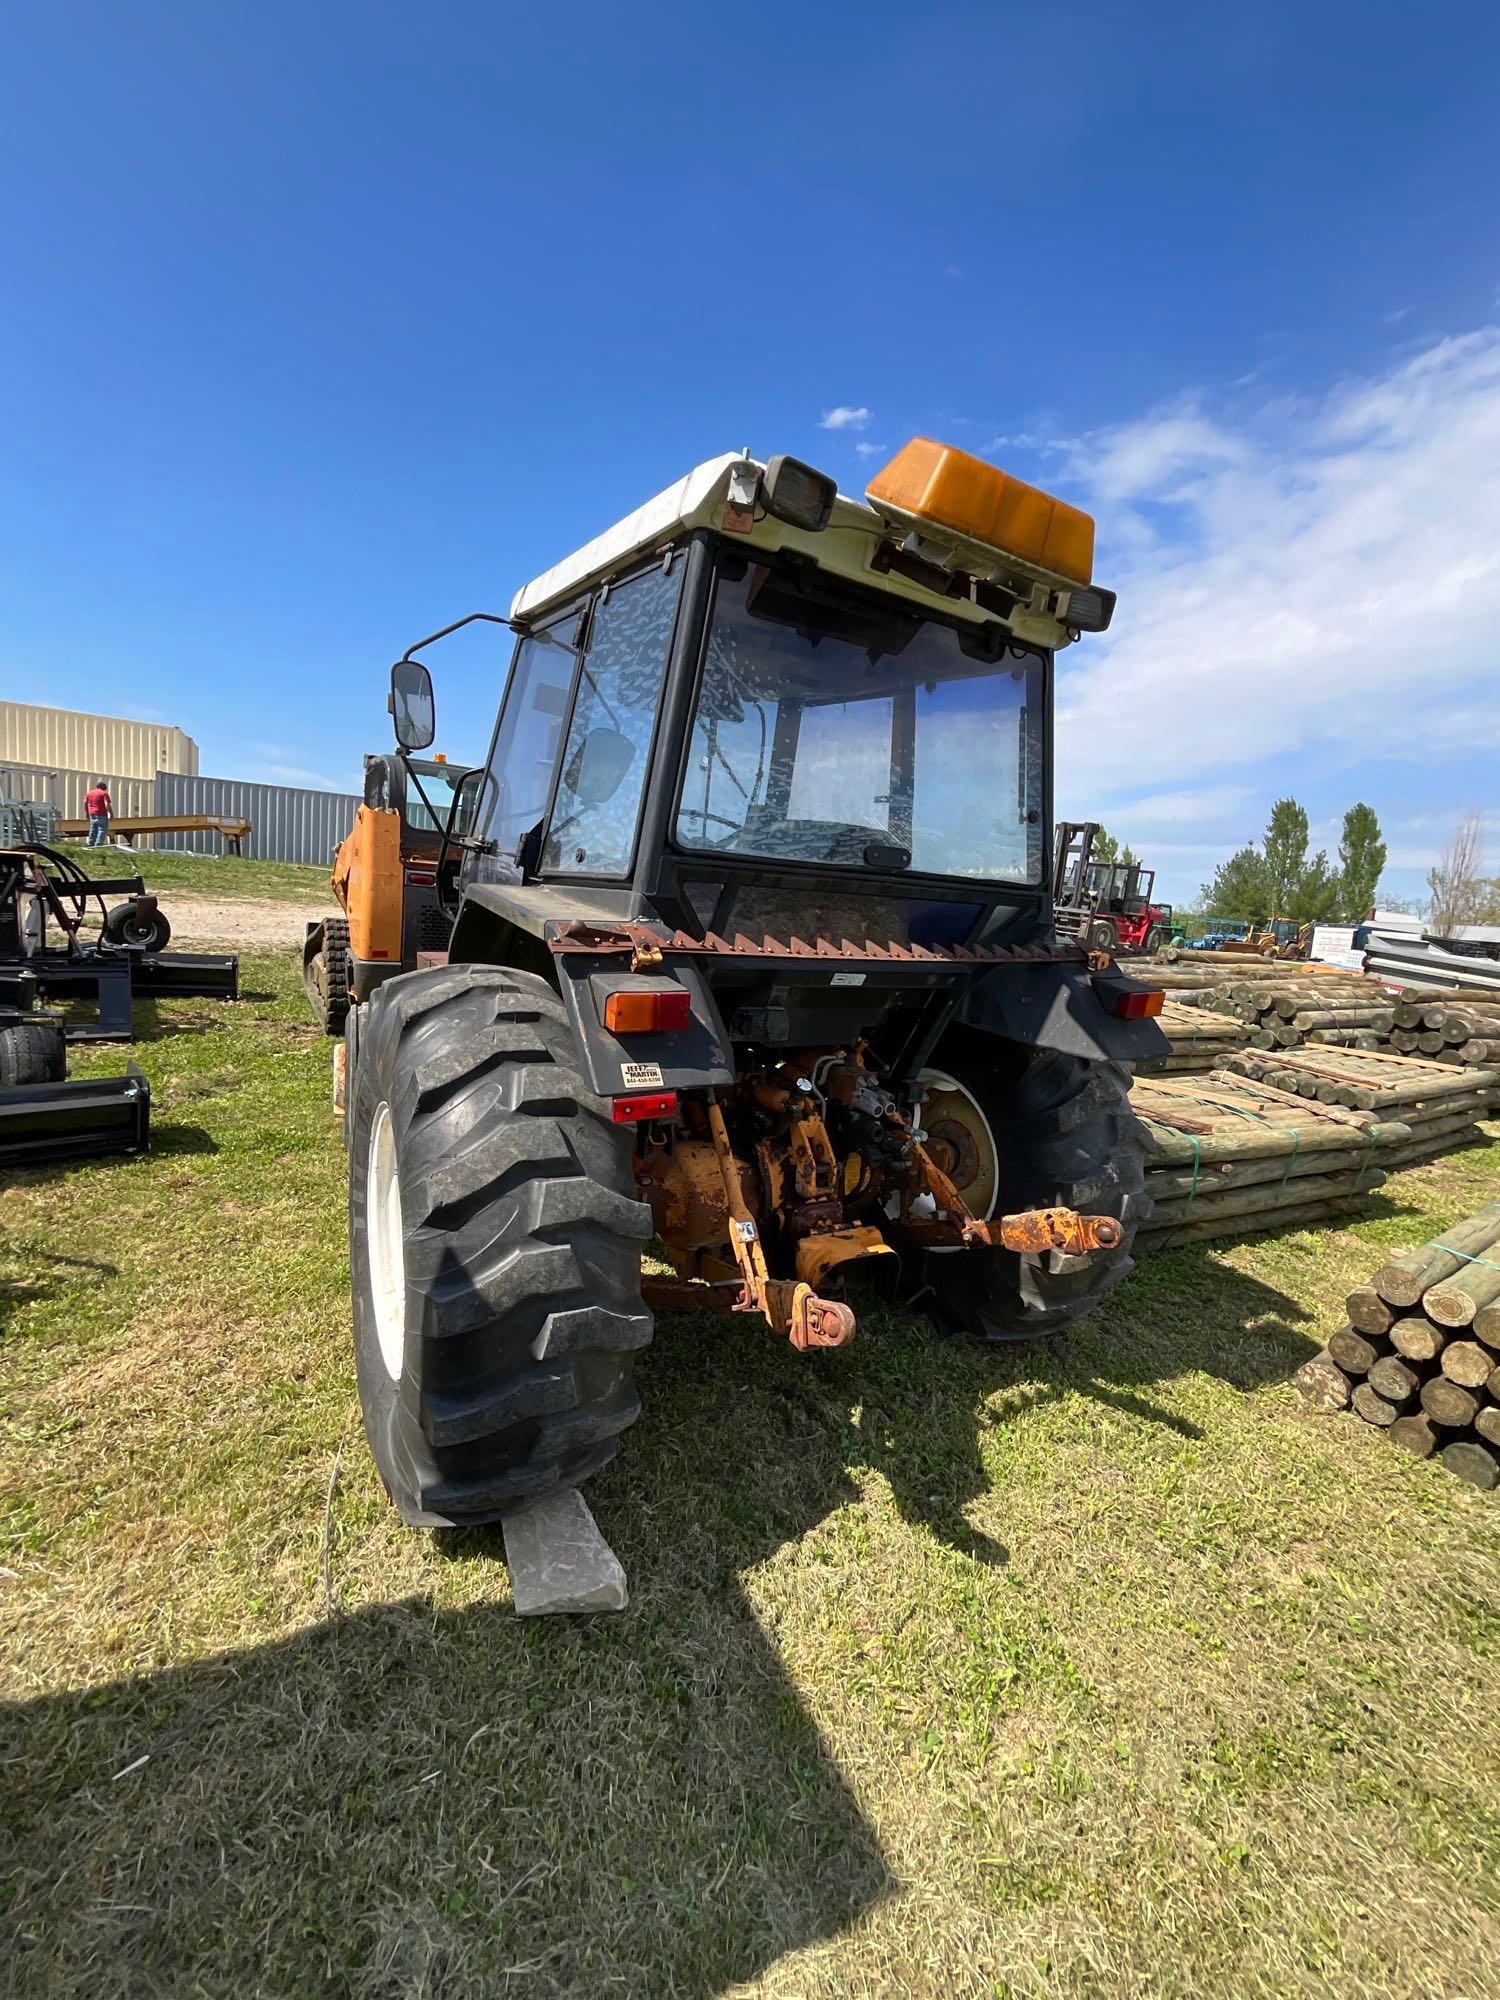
1057 585 1116 634
762 454 837 533
612 1090 678 1124
1107 987 1165 1020
603 987 693 1034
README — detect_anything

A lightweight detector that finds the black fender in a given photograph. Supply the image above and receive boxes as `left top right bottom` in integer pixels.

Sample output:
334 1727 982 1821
960 962 1169 1065
554 959 735 1099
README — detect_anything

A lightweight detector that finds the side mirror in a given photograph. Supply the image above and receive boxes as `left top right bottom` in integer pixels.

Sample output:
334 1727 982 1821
390 660 435 751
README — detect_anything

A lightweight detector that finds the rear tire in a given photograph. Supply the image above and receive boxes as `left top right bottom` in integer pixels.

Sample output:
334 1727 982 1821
0 1019 67 1088
1143 925 1165 954
919 1035 1150 1342
347 963 654 1526
1088 918 1117 953
306 916 351 1035
101 903 171 952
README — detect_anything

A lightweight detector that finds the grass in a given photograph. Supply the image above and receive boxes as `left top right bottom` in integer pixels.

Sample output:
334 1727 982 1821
53 840 334 903
2 950 1498 1997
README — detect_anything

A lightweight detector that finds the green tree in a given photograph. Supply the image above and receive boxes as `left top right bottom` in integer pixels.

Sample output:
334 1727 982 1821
1120 843 1141 869
1090 827 1119 866
1286 850 1343 923
1201 844 1269 919
1337 803 1386 921
1262 798 1312 916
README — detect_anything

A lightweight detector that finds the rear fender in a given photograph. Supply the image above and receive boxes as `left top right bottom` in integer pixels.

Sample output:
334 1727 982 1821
961 963 1169 1064
555 959 735 1099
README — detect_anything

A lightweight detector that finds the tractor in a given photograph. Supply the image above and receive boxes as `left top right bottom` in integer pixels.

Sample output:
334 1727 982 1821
1052 822 1171 955
341 439 1167 1529
1221 918 1313 960
303 751 478 1034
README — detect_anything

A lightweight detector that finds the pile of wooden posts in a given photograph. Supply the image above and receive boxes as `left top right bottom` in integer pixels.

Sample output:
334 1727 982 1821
1295 1200 1500 1489
1139 960 1397 1050
1388 991 1500 1067
1129 1071 1412 1251
1137 999 1252 1074
1215 1047 1498 1164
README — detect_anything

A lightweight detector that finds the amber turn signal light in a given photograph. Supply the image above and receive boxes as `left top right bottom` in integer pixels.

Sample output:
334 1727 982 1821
1106 987 1165 1020
603 988 693 1034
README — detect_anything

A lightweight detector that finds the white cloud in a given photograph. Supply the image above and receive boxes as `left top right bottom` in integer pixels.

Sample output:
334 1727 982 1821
819 405 872 432
1054 328 1500 802
944 264 961 278
853 441 887 460
1096 783 1254 826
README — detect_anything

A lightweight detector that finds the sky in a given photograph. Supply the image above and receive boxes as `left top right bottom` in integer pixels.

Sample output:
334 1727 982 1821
3 1 1498 908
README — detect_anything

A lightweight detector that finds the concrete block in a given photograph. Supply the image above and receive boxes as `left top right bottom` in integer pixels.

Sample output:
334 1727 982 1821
502 1487 628 1615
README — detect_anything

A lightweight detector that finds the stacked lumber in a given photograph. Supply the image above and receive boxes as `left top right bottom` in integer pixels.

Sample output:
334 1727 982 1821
1129 1071 1412 1251
1136 999 1252 1074
1389 992 1500 1067
1295 1200 1500 1490
1215 1047 1498 1164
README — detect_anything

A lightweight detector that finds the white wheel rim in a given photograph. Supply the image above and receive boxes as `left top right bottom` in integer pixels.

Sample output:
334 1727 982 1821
915 1066 1000 1250
366 1101 407 1381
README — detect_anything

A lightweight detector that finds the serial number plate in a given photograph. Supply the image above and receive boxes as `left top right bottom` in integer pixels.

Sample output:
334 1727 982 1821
830 971 866 987
620 1061 665 1089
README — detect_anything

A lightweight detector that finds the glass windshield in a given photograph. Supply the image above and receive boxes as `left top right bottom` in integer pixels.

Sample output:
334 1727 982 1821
405 760 481 836
675 560 1045 882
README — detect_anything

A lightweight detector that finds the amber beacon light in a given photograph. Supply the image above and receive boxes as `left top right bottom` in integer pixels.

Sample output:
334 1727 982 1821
866 437 1096 587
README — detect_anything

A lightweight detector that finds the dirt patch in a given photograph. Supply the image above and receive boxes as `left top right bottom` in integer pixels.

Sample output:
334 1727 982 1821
162 894 336 950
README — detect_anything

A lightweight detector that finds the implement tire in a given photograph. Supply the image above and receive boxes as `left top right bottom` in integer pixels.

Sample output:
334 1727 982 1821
0 1019 67 1088
101 902 172 952
918 1034 1150 1342
306 915 351 1036
347 963 654 1527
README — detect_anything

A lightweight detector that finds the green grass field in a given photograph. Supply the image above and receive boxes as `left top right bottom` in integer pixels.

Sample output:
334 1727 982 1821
53 840 334 904
2 952 1498 1998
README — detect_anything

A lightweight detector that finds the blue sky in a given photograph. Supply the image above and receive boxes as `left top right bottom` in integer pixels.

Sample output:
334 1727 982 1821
3 1 1497 906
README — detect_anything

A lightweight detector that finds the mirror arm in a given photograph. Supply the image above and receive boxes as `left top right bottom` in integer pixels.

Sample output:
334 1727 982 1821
401 610 515 663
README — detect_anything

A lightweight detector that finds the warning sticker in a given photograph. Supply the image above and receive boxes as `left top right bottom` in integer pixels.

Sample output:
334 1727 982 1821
620 1061 665 1089
830 971 866 987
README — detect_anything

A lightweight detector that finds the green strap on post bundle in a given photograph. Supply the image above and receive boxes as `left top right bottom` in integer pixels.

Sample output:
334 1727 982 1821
1423 1245 1500 1274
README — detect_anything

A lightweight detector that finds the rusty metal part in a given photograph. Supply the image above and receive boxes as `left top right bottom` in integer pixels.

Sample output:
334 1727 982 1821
996 1207 1124 1255
547 917 665 972
546 916 1086 970
794 1225 896 1293
903 1135 1118 1259
634 1139 740 1281
770 1281 857 1351
640 1274 742 1313
704 1097 857 1349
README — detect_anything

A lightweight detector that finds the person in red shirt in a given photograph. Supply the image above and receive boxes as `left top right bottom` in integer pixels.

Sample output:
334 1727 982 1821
84 778 113 846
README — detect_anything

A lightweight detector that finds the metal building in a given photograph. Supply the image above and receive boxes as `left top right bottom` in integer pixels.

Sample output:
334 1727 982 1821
0 760 156 827
0 700 198 782
155 771 361 865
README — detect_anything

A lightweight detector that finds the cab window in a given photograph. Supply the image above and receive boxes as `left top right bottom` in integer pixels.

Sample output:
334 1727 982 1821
542 559 682 876
481 607 581 862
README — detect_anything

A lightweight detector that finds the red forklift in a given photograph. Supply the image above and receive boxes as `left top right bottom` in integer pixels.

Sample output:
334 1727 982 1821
1052 822 1171 955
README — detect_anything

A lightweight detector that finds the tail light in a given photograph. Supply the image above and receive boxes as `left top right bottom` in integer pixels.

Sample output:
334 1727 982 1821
612 1090 678 1124
603 988 692 1034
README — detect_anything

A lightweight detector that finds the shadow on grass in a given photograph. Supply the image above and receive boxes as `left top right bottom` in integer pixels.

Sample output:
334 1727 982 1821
2 1591 892 1996
0 1235 1322 1994
0 1244 121 1335
149 1123 220 1157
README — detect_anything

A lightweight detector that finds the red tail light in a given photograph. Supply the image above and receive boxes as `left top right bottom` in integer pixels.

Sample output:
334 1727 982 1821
603 988 693 1034
612 1090 679 1124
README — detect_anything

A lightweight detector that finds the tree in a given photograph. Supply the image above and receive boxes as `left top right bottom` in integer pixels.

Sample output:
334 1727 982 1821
1262 798 1311 917
1286 850 1343 924
1201 844 1270 919
1337 803 1386 921
1427 810 1487 936
1091 827 1119 866
1120 843 1141 869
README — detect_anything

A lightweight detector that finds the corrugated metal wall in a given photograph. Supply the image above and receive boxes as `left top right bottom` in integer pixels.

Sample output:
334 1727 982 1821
0 701 199 780
0 761 157 829
155 771 361 864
